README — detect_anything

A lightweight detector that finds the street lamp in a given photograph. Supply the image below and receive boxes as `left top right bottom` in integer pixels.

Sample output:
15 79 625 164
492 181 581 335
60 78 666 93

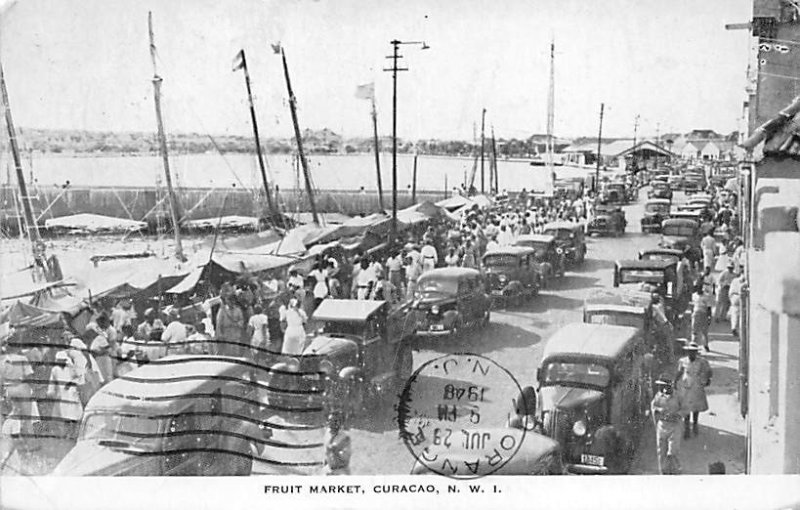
384 39 429 243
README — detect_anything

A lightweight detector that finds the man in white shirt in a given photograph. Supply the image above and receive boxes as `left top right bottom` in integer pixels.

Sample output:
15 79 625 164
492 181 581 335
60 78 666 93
700 233 718 272
420 241 438 273
162 309 188 354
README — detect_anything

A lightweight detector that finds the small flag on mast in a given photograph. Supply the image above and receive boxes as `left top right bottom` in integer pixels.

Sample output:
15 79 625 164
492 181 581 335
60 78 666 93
232 49 245 72
355 82 375 100
271 42 282 55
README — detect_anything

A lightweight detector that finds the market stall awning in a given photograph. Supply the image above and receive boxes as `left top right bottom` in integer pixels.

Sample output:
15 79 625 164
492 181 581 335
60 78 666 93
183 215 259 230
44 213 147 233
1 301 62 328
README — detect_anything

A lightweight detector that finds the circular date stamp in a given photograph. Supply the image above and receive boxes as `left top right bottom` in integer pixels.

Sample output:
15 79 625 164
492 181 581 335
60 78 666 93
397 353 526 478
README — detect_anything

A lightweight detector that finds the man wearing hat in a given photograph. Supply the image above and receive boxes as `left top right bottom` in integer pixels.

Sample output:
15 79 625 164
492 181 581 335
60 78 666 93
675 342 712 438
728 274 746 337
650 376 684 474
714 261 737 324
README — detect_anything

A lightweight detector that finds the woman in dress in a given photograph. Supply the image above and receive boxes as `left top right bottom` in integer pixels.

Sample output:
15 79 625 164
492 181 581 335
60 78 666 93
675 342 712 438
280 299 308 355
47 351 83 439
215 297 246 357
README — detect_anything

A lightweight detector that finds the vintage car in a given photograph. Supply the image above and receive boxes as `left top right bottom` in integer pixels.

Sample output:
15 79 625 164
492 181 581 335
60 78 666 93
535 323 651 474
667 174 683 188
583 288 671 368
647 180 672 200
587 205 626 237
514 234 565 288
482 246 541 307
542 221 587 266
54 355 272 476
638 248 683 264
659 217 701 259
687 193 713 206
413 267 490 340
682 174 706 195
613 259 680 320
639 199 671 234
600 181 628 205
410 428 564 475
305 299 416 417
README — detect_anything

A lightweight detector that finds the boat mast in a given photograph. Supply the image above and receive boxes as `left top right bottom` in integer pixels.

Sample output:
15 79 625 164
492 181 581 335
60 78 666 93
234 49 278 222
411 153 418 204
1 59 39 248
480 108 486 194
280 47 319 226
371 97 385 211
148 12 185 261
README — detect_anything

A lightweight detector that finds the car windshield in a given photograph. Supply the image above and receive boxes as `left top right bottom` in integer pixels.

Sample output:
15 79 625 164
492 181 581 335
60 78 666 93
321 321 363 336
662 225 696 237
645 204 669 214
484 254 519 267
518 241 550 257
543 361 610 388
619 269 665 284
544 229 572 241
80 412 162 450
586 311 644 329
642 253 678 263
418 278 458 296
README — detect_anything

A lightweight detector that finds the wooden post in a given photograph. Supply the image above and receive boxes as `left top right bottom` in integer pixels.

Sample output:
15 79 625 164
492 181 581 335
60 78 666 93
371 98 385 211
480 108 486 194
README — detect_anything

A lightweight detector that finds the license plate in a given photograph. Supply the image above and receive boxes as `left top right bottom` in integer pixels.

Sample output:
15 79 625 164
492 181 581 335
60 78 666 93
429 324 444 331
580 454 604 467
491 290 504 296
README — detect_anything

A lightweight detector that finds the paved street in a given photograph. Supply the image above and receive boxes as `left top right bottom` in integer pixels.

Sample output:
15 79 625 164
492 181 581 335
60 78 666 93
349 187 745 475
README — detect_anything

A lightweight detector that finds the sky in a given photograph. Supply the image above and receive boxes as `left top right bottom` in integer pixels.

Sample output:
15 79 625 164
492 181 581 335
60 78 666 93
0 0 754 141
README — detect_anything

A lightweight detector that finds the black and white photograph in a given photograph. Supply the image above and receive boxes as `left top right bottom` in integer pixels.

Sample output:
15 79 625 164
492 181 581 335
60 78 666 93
1 0 799 508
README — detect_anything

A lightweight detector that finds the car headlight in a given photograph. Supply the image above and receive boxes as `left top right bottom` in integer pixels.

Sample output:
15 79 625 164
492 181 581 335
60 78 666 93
499 275 507 282
572 420 587 437
431 305 439 315
556 247 563 254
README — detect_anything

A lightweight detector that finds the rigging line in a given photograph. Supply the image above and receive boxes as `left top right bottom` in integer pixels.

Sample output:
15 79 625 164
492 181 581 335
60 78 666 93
757 70 800 81
151 51 252 191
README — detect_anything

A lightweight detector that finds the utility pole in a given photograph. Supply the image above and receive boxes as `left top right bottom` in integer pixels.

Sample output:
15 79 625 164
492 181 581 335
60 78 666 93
280 47 319 226
491 126 499 194
480 108 486 194
594 102 605 193
148 12 185 261
371 97 385 211
233 49 277 222
384 39 427 241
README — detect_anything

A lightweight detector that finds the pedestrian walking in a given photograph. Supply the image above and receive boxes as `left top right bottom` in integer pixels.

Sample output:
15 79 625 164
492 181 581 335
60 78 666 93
280 298 308 356
714 262 736 323
700 232 718 272
215 297 246 357
650 377 684 475
691 286 710 351
675 342 712 438
728 274 746 337
247 304 270 361
420 240 438 273
47 351 83 439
